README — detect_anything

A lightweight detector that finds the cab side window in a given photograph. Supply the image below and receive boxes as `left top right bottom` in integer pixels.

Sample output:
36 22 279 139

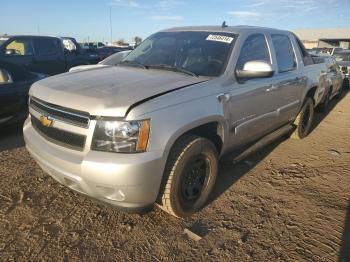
294 34 314 66
5 39 33 56
271 34 297 72
236 34 271 70
33 38 59 56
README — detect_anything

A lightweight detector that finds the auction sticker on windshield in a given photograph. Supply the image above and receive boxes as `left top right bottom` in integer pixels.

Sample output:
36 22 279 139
206 34 234 44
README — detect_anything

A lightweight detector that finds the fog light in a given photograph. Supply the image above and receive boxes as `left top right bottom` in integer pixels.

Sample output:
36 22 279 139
104 190 126 202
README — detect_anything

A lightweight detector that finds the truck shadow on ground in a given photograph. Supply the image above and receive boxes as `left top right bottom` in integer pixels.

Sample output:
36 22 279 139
208 135 287 205
207 89 349 208
0 124 24 152
311 89 349 134
339 200 350 262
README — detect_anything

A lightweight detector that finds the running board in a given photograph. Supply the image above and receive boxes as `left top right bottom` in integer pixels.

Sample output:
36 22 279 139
232 124 294 164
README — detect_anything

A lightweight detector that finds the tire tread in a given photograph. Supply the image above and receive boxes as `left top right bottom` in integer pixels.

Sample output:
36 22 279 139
291 97 314 139
158 135 201 217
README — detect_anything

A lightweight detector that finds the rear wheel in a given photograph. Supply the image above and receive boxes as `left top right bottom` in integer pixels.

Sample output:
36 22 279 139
291 97 314 139
335 82 344 99
343 78 349 90
158 135 218 217
318 88 331 112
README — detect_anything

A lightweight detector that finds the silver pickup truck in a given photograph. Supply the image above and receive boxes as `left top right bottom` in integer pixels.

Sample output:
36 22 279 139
24 26 329 217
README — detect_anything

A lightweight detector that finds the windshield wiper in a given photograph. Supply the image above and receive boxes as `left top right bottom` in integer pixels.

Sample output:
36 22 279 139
118 60 148 69
147 64 198 77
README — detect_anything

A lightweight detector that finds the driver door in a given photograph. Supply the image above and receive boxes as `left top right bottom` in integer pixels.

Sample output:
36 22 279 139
226 33 280 149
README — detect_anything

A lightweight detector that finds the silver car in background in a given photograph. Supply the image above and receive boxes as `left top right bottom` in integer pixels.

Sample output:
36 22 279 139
24 26 331 217
69 50 131 72
334 50 350 81
315 54 345 111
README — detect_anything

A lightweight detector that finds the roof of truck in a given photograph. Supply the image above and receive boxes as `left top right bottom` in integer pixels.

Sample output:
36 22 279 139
0 35 60 40
162 25 289 34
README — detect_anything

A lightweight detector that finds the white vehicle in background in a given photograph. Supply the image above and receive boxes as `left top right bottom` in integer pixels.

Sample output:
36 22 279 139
69 50 131 72
331 47 343 56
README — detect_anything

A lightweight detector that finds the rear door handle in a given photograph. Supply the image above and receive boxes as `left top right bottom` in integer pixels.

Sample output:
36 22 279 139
266 85 278 92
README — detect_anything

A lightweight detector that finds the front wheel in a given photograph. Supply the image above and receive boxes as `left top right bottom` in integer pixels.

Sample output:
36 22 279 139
291 97 315 139
158 135 218 217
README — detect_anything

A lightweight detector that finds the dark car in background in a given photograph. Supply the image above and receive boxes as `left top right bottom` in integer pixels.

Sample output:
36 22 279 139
0 60 46 126
82 48 100 64
60 37 98 66
0 35 90 75
96 46 125 61
83 42 106 49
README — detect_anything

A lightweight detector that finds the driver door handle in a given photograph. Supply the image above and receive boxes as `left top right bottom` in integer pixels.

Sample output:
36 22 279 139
217 93 230 102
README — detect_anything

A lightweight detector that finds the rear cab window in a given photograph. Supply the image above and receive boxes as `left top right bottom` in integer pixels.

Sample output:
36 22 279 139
293 34 314 66
271 34 297 73
0 37 9 47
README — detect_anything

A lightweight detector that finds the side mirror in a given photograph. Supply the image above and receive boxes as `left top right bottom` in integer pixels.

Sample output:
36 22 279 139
236 60 274 80
5 49 16 55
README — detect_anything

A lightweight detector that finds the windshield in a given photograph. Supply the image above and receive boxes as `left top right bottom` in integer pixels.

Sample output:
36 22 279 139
0 38 9 47
122 31 236 77
100 51 131 65
334 53 350 62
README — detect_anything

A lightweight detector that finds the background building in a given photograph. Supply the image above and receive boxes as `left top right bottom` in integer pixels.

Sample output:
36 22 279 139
293 28 350 49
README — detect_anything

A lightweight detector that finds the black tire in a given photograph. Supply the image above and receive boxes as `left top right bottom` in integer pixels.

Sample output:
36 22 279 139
291 97 315 139
335 82 344 99
158 135 218 217
318 88 331 113
343 78 349 90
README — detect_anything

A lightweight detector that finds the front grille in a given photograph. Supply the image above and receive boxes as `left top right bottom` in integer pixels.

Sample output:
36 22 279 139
31 116 86 151
30 97 90 128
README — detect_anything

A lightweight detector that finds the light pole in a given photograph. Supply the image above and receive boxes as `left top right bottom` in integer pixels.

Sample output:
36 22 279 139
110 6 113 45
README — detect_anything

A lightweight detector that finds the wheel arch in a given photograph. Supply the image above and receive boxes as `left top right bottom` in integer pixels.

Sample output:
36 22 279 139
163 117 227 159
302 85 319 107
156 118 225 208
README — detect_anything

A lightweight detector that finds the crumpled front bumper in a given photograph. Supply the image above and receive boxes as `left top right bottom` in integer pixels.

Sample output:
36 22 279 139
23 117 165 210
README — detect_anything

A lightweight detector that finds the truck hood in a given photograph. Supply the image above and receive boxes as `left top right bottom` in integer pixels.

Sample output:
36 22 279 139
29 66 208 117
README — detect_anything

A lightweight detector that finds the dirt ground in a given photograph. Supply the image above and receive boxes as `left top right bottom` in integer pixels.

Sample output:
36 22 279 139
0 91 349 262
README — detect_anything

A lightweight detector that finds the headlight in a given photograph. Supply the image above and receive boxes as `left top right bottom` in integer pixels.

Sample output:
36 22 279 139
91 119 150 153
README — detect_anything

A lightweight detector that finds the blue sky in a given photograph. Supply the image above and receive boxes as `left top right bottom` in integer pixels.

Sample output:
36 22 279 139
0 0 349 43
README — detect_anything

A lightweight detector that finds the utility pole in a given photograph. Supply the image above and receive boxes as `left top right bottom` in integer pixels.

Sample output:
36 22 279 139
109 7 113 45
37 25 40 35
